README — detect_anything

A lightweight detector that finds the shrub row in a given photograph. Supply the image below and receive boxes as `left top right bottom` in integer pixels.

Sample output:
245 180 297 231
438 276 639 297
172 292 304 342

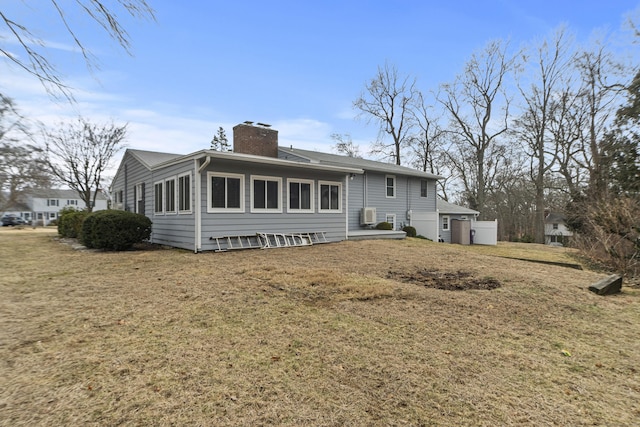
58 207 88 238
374 222 417 237
58 208 152 251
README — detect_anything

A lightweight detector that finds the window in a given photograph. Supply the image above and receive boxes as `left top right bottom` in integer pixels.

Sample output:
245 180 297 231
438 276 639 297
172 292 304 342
165 178 176 214
287 179 313 212
420 179 428 198
208 172 244 212
114 190 124 209
319 181 341 212
251 175 282 212
154 181 164 214
66 199 78 206
178 173 191 213
386 175 396 198
386 214 396 230
442 215 449 231
47 199 59 207
134 183 144 214
553 223 559 230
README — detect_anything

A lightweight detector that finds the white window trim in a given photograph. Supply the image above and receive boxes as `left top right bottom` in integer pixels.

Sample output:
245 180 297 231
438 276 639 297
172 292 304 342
154 180 164 215
287 178 315 213
442 215 450 231
420 179 428 198
386 213 396 230
385 175 396 199
178 172 192 214
165 176 177 215
318 180 342 213
250 175 283 213
207 172 245 213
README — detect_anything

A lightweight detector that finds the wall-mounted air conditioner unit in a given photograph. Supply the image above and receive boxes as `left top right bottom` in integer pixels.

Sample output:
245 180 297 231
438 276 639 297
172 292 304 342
360 207 377 225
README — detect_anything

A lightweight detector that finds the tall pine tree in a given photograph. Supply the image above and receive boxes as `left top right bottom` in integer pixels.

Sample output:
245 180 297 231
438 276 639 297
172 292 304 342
210 127 230 151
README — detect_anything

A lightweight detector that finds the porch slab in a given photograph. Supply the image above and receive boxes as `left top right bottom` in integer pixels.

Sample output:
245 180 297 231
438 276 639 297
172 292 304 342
348 230 407 240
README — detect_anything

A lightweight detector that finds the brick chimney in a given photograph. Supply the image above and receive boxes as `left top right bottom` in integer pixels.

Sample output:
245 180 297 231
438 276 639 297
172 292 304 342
233 121 278 157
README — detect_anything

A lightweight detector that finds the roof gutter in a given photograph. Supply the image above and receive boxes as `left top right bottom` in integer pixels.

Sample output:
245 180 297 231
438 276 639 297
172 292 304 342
152 149 364 175
194 156 211 253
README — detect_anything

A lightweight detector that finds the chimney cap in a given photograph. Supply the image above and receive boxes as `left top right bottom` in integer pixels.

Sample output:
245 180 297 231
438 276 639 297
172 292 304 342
243 121 254 125
256 122 271 128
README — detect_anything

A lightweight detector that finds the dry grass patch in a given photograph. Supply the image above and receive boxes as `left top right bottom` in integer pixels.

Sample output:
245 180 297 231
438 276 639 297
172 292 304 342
1 228 639 426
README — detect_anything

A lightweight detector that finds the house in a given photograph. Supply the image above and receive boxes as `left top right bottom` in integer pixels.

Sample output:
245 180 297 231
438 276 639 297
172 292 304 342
2 189 108 225
544 212 573 246
109 122 442 252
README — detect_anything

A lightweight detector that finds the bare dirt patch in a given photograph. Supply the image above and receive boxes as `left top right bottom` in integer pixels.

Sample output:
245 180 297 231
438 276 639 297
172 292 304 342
388 268 502 290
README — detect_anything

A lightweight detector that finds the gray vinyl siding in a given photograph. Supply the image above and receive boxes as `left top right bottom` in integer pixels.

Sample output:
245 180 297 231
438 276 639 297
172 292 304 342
348 172 437 231
347 174 365 230
111 153 197 250
198 158 348 252
149 160 196 250
115 152 152 214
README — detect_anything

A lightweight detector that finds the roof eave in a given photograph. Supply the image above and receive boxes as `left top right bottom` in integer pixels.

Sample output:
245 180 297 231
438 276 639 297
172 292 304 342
151 149 365 175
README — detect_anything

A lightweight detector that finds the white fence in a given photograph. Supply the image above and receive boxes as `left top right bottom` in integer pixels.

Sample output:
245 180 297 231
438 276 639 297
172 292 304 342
409 211 439 241
472 219 498 245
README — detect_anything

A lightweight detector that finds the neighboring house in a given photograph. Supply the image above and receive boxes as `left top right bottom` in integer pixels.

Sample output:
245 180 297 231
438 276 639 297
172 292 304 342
109 122 442 252
544 212 573 246
1 189 108 225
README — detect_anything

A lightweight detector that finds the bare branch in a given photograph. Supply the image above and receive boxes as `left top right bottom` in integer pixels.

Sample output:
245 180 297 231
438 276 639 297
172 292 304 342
0 1 155 101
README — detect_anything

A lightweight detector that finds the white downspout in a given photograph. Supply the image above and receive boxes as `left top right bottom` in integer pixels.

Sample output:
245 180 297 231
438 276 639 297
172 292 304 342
194 156 211 253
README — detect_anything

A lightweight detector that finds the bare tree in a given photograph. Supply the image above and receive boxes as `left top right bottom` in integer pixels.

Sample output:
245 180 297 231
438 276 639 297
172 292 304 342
354 62 417 165
514 27 574 243
573 41 628 199
438 40 518 217
331 133 361 158
0 1 155 100
44 118 127 212
549 85 588 196
0 94 51 211
409 91 446 174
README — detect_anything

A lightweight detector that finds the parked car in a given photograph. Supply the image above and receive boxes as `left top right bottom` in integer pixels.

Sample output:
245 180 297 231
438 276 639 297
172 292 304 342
2 215 27 226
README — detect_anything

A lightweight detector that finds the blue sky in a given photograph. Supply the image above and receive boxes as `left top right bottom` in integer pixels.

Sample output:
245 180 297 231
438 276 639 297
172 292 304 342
1 0 639 173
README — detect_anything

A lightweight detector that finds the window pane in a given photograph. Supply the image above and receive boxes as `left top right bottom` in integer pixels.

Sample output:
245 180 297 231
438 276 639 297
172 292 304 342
289 182 300 210
212 177 226 208
320 184 329 210
166 180 175 212
300 183 311 209
386 177 394 197
227 178 241 208
254 180 266 209
179 176 190 211
330 185 339 210
154 183 163 213
421 179 428 197
266 180 279 209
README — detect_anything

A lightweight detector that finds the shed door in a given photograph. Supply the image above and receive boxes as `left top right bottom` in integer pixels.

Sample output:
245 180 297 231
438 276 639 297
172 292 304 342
410 211 438 241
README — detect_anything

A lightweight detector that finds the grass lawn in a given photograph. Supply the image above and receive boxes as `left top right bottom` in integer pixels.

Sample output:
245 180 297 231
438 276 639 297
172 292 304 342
1 228 639 426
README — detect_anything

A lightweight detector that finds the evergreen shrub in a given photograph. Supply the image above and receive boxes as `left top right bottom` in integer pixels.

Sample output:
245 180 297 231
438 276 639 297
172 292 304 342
81 210 152 250
375 221 393 230
402 225 417 237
